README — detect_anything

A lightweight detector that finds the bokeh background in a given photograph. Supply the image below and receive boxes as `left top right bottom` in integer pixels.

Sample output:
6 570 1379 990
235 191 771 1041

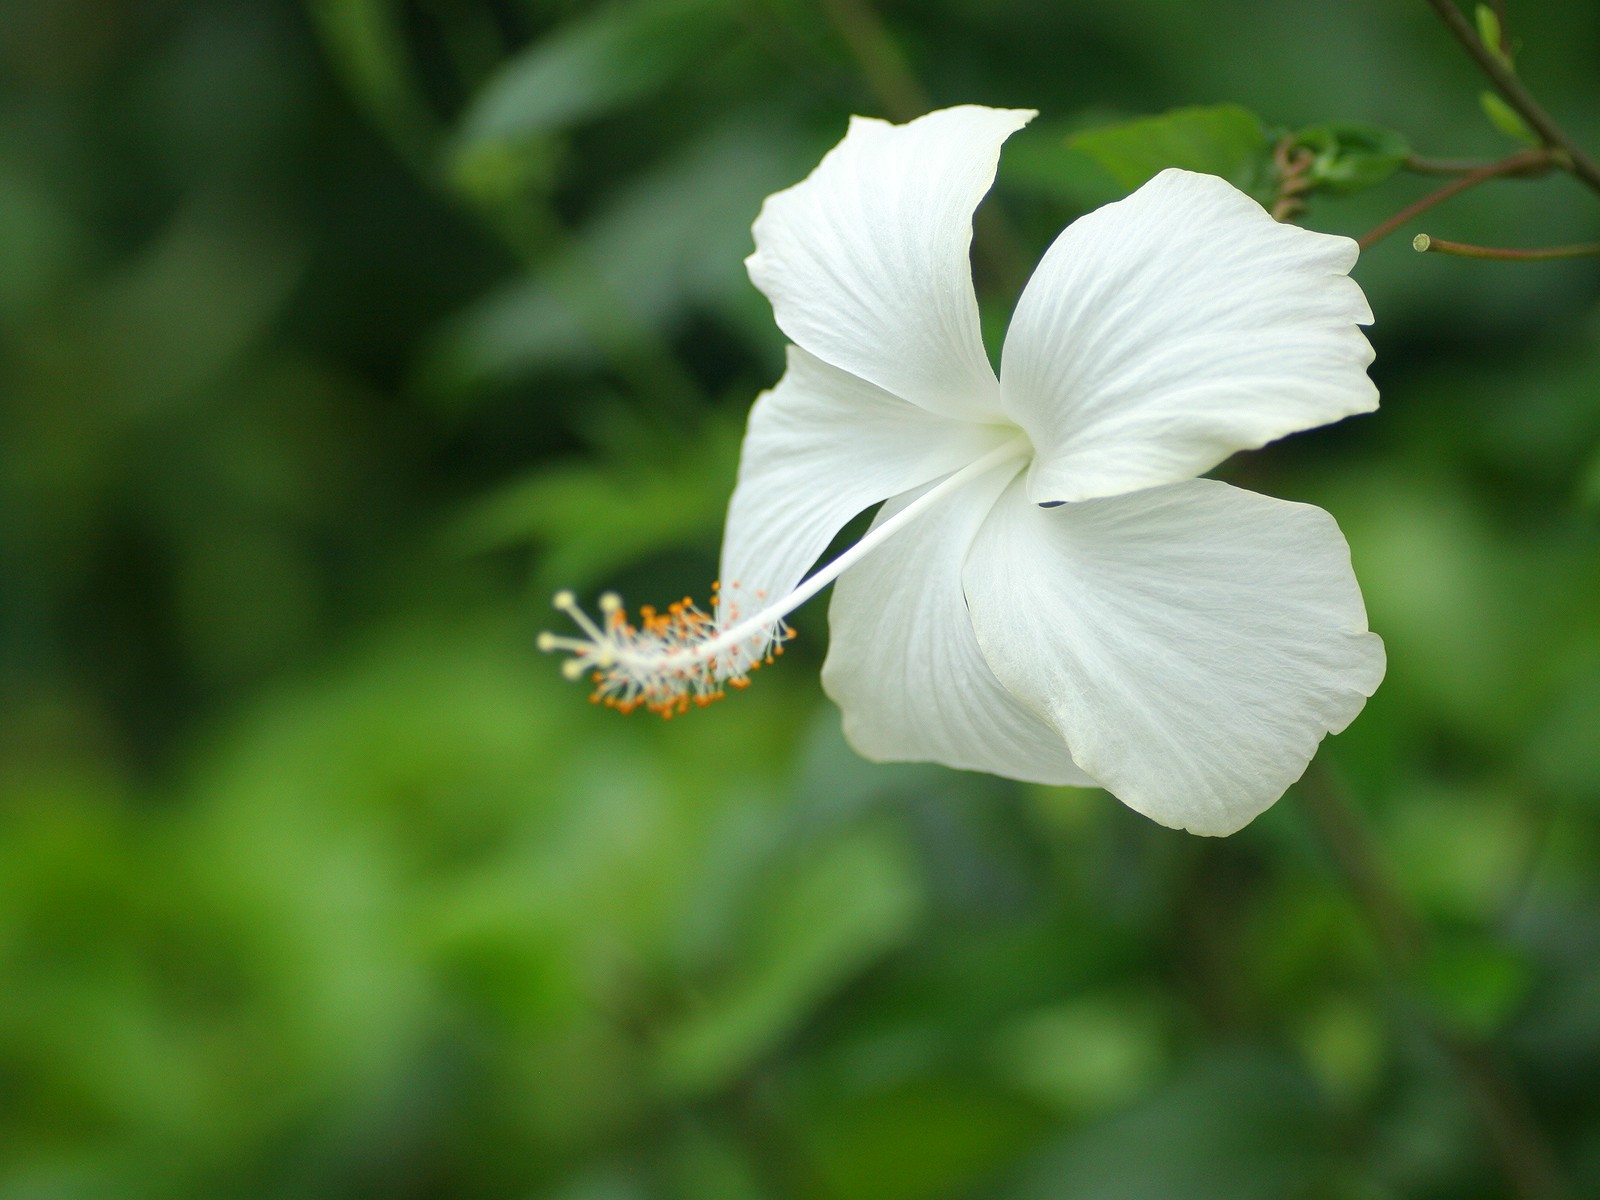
3 1 1599 1197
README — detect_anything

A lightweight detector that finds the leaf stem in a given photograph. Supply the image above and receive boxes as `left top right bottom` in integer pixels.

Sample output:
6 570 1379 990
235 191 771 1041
1299 763 1572 1200
1413 234 1600 260
1357 148 1553 250
1423 0 1600 195
630 436 1029 674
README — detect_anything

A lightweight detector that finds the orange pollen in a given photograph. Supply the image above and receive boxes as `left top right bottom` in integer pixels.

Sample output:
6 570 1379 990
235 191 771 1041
537 585 795 719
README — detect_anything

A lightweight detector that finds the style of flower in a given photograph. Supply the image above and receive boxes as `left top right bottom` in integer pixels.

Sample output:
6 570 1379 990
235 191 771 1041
541 104 1385 836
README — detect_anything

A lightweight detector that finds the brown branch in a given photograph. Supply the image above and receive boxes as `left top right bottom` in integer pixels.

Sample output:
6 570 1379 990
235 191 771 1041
1423 0 1600 195
1405 153 1518 176
1271 136 1318 222
818 0 928 122
1357 148 1554 250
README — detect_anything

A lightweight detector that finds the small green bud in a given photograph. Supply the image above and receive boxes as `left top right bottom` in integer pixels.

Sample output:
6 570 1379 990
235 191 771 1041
1479 91 1538 145
1294 123 1411 195
1473 5 1512 68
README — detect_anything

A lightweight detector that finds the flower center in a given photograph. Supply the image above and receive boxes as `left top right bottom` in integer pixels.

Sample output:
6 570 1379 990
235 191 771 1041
539 434 1031 717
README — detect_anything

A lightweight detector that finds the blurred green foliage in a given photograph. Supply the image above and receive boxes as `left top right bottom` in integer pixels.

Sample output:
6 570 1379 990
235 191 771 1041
1058 105 1279 206
2 0 1599 1198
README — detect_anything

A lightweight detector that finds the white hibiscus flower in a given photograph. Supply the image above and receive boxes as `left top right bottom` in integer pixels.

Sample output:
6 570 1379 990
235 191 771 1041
541 105 1385 836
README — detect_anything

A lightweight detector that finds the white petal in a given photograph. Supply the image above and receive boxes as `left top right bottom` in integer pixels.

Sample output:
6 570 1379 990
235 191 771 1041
746 105 1034 423
964 477 1385 834
821 464 1096 788
1000 169 1377 504
718 345 1007 640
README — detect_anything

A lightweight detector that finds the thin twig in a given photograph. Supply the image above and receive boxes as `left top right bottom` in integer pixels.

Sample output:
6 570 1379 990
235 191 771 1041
1423 0 1600 195
1299 763 1572 1200
1357 148 1554 249
818 0 929 121
1405 153 1519 176
1299 764 1424 964
1413 234 1600 260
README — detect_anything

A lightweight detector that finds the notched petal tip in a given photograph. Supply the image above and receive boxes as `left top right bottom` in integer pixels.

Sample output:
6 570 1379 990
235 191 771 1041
742 102 1036 422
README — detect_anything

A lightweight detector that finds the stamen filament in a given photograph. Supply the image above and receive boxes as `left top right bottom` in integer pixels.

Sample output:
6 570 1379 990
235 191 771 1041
540 434 1029 716
649 435 1030 674
552 590 611 649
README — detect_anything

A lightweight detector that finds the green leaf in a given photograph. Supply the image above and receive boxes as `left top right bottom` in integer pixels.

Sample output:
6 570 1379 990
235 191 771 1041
1423 939 1532 1037
1009 1050 1334 1200
305 0 440 166
1582 449 1600 512
443 405 745 593
1480 90 1538 144
1294 122 1412 194
1526 659 1600 798
1296 997 1385 1104
454 0 732 153
1064 104 1276 204
993 995 1166 1116
652 829 922 1096
449 0 736 205
424 118 796 397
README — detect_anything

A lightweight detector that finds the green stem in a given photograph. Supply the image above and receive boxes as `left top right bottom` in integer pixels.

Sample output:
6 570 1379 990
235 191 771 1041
1299 764 1424 965
1423 0 1600 195
1413 234 1600 260
725 1074 837 1200
1299 763 1572 1200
